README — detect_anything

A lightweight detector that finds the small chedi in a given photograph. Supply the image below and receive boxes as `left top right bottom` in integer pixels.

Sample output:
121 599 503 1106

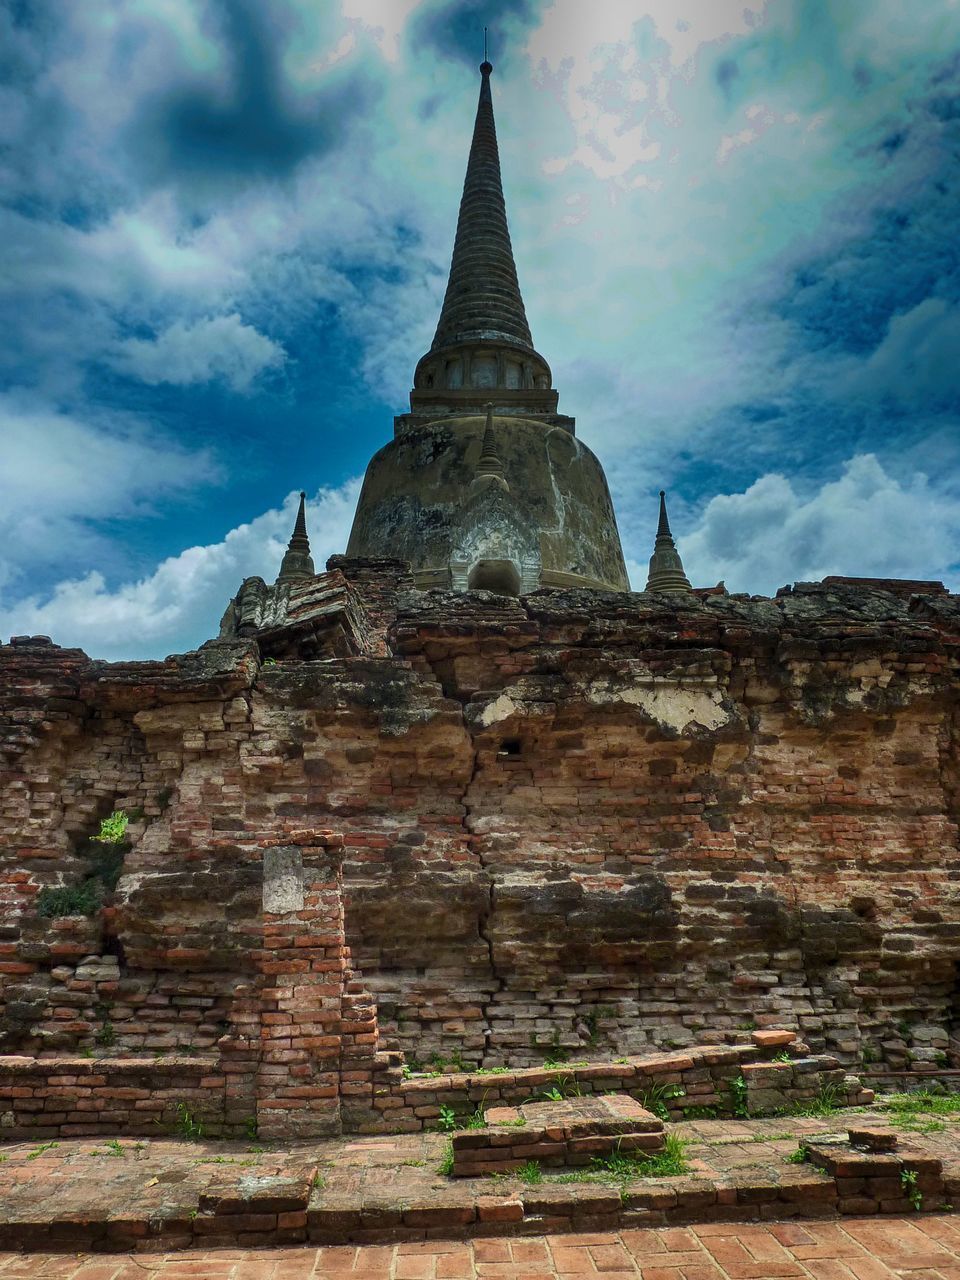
1 61 958 1143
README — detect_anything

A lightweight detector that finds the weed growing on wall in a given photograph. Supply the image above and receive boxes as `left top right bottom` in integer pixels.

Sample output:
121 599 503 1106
36 810 130 918
174 1104 204 1141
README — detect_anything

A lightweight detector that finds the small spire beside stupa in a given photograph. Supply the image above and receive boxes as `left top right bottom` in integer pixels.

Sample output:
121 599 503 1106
645 491 692 594
276 491 315 583
474 402 508 486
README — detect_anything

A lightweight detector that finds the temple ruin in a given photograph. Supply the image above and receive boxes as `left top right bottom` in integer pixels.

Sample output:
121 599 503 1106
1 60 958 1144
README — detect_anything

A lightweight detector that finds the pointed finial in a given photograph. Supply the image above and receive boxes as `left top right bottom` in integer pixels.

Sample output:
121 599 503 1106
277 490 315 583
474 403 508 486
645 490 692 594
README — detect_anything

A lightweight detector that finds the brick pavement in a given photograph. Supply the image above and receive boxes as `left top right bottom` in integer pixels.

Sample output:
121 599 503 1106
0 1112 958 1254
5 1218 960 1278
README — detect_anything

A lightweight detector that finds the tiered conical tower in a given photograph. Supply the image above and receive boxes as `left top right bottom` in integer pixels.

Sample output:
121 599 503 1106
645 491 692 594
346 61 629 596
277 492 315 583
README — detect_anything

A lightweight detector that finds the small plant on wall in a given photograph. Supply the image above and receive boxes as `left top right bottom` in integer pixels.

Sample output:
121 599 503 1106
36 810 130 919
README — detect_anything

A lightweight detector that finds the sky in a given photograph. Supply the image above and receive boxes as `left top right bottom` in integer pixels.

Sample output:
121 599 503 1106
2 0 959 660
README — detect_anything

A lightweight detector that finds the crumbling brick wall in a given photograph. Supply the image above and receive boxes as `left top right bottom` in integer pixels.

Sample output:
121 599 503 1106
1 575 959 1097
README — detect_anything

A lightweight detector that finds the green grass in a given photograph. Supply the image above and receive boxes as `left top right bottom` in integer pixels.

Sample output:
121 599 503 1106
880 1089 960 1117
878 1089 960 1133
437 1142 454 1176
174 1103 204 1141
26 1142 59 1160
787 1085 842 1118
465 1105 487 1130
640 1081 685 1121
555 1133 689 1185
516 1160 542 1184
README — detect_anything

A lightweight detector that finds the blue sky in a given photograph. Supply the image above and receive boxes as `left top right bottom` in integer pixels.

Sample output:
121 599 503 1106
2 0 959 659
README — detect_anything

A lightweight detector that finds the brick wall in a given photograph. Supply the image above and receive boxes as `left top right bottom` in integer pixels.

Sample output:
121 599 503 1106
1 576 959 1120
0 1056 245 1139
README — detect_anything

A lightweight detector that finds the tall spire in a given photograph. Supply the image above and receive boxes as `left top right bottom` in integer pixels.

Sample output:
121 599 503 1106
431 60 533 353
645 491 692 594
277 491 315 583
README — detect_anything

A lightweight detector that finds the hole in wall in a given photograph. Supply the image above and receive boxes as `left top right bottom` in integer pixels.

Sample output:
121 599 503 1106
468 559 521 596
498 738 522 758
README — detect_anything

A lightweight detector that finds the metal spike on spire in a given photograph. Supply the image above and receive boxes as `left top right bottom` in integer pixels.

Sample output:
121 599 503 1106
475 402 508 485
645 490 692 594
277 490 316 583
429 56 534 353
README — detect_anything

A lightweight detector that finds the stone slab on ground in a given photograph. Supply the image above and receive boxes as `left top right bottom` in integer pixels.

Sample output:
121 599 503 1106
452 1093 664 1176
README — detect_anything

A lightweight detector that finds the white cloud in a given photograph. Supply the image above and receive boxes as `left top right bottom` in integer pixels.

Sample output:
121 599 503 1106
111 313 287 391
0 480 362 661
339 0 421 62
0 393 219 592
679 454 960 595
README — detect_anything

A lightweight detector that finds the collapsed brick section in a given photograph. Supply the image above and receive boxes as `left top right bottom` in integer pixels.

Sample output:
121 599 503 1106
1 569 959 1133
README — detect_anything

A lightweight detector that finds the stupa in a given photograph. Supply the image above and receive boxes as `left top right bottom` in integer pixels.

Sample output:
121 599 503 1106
345 60 629 596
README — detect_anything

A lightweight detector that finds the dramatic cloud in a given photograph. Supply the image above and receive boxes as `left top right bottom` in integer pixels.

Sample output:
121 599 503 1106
3 1 959 656
0 393 219 595
111 314 287 391
680 455 960 595
130 0 379 196
841 298 960 411
0 481 362 661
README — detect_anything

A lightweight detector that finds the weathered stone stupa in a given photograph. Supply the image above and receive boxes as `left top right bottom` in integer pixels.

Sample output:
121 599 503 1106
346 61 629 595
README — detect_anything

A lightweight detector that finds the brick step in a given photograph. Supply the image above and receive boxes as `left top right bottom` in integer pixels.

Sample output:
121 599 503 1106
452 1093 664 1177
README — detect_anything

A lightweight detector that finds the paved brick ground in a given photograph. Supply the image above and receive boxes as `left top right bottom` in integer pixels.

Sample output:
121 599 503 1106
4 1217 960 1278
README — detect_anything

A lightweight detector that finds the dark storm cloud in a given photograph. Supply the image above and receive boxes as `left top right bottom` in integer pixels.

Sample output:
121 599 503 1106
0 1 77 211
132 0 377 192
776 63 960 363
407 0 538 69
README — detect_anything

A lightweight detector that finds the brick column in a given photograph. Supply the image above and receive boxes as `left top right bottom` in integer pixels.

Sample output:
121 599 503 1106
256 837 345 1138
